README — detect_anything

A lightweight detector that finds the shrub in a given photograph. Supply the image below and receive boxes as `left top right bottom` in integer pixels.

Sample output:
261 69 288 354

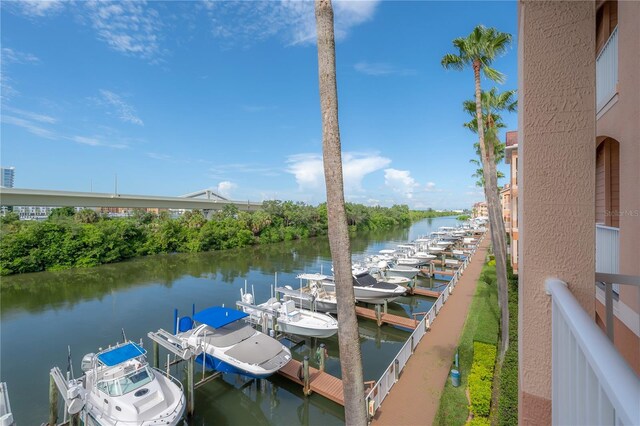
467 417 491 426
468 341 497 417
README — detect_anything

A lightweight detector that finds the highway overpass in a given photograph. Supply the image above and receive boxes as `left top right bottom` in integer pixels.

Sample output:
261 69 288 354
0 188 263 212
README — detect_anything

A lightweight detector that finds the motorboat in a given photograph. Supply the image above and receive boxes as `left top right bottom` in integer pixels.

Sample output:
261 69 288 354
386 263 420 280
238 291 338 338
412 252 436 261
51 341 185 425
395 257 424 267
279 273 338 314
321 271 407 304
175 307 291 379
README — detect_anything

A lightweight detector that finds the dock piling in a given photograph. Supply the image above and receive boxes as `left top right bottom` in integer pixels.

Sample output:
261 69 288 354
187 357 194 417
48 373 58 426
318 343 327 372
153 341 159 369
303 356 311 395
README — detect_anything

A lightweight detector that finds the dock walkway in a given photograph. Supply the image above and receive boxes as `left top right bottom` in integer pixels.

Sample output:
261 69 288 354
355 306 418 330
372 237 490 426
277 359 345 405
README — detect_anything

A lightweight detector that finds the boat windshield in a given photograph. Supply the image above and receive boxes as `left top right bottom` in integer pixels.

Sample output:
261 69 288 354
97 365 154 396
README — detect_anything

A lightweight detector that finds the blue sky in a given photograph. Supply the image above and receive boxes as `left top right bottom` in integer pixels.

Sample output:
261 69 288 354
1 0 517 210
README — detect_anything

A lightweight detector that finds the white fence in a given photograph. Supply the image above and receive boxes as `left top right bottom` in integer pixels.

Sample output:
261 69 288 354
596 26 618 112
546 278 640 426
365 232 486 419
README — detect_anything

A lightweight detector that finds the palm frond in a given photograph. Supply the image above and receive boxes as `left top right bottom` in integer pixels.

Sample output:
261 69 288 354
482 64 506 83
441 53 466 70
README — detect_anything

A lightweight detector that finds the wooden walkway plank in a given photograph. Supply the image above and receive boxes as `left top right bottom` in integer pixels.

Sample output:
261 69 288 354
355 306 418 330
277 359 345 406
411 287 441 298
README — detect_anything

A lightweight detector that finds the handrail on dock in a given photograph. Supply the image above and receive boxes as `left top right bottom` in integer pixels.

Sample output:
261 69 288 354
364 231 485 420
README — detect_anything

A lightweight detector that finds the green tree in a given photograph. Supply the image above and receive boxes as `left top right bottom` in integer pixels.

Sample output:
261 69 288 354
463 88 517 187
75 208 100 224
315 1 366 424
48 207 76 220
442 25 512 361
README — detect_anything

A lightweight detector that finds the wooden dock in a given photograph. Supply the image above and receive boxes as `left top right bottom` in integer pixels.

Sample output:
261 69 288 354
410 287 441 298
355 306 418 330
277 359 345 405
421 268 456 277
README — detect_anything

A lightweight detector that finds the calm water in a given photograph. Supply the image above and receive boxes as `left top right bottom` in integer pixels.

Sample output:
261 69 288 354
0 216 461 425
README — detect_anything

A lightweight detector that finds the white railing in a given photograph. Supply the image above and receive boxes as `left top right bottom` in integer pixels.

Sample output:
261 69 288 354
365 232 486 419
596 26 618 112
596 224 619 293
546 278 640 426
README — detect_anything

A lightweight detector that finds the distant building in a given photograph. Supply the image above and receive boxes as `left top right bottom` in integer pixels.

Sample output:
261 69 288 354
499 183 511 230
505 130 518 273
472 201 488 218
1 166 15 188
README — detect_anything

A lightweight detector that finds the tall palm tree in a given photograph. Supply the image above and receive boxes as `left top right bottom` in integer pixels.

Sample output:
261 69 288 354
465 88 517 187
315 1 366 424
442 26 512 360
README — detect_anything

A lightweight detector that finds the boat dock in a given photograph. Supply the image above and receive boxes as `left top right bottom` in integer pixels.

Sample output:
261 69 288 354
277 359 345 405
409 287 441 298
355 306 418 330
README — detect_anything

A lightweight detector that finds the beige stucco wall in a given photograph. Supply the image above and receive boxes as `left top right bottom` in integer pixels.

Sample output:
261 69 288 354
518 1 596 424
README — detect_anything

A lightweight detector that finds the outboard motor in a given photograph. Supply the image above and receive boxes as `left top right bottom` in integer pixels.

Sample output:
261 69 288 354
242 292 254 305
81 353 95 373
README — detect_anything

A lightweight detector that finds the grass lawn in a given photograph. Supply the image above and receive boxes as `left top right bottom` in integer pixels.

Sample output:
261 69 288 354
434 261 500 426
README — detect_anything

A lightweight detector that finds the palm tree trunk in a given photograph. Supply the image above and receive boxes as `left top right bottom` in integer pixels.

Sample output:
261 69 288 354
315 1 367 424
473 61 510 362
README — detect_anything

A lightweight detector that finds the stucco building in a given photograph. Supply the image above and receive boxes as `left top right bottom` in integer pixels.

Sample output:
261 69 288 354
518 1 639 424
505 131 518 273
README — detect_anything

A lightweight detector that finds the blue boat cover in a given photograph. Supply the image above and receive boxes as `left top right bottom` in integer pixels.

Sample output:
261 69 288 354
193 307 248 329
98 342 146 367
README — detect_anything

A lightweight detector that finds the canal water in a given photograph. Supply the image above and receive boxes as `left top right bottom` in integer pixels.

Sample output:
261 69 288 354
0 216 462 425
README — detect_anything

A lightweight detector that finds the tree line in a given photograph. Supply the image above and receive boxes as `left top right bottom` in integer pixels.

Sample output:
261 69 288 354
0 201 453 276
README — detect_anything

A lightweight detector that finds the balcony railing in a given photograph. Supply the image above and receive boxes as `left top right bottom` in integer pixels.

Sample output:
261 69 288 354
596 26 618 112
547 278 640 425
596 224 619 293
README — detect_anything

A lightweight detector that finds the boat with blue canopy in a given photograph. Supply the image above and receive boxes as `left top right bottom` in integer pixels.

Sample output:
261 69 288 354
175 306 291 379
50 340 185 425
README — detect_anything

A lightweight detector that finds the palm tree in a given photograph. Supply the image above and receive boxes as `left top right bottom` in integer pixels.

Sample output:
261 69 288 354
465 88 517 187
442 26 512 360
315 1 367 424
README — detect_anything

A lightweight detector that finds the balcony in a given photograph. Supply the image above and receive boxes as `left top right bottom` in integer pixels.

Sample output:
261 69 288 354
547 278 640 425
596 26 618 113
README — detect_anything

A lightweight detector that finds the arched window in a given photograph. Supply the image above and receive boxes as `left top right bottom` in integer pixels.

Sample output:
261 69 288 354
595 137 620 227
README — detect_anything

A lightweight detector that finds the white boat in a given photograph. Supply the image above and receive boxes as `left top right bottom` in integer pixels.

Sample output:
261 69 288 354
379 249 396 255
321 271 407 304
0 382 15 426
412 252 436 260
427 246 446 253
52 341 185 426
175 307 291 379
238 291 339 338
396 257 425 267
280 273 338 314
386 263 420 280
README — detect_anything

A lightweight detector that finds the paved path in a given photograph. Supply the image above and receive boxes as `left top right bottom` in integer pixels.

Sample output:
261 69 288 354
372 237 490 426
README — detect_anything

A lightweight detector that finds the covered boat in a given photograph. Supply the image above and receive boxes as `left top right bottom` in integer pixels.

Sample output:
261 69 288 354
176 307 291 379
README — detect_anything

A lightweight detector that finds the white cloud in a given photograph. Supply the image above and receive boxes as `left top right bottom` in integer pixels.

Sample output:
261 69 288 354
425 182 436 191
99 90 144 126
3 106 56 124
287 152 390 192
1 115 57 139
84 0 163 60
206 0 380 46
384 168 420 199
5 0 64 18
217 181 237 198
1 48 40 64
354 61 416 76
147 152 172 161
